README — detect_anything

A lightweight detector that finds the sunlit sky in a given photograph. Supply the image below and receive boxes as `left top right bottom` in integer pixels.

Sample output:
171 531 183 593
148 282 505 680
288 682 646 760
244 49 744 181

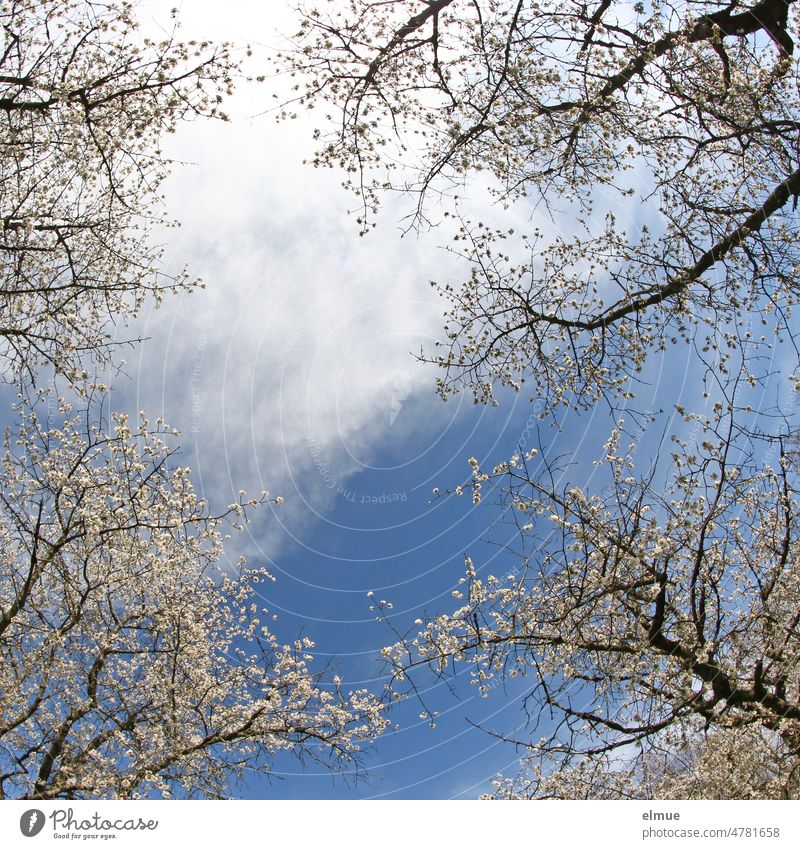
101 0 788 798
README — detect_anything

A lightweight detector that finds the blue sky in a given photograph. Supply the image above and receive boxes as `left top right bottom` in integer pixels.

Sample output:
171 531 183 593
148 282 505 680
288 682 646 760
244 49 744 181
94 0 799 798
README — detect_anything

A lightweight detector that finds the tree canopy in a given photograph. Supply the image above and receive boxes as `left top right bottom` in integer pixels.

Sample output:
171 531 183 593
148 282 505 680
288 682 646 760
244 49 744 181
0 0 233 382
384 391 800 798
280 0 800 409
0 394 385 799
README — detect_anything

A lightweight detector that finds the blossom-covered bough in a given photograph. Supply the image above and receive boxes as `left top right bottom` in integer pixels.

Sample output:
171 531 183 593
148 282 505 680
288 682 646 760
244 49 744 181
279 0 800 409
0 0 235 383
280 0 800 797
383 378 800 797
0 393 386 799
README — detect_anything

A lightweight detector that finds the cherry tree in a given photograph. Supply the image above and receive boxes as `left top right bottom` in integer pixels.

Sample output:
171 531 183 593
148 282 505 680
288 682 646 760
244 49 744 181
0 392 387 799
279 0 800 409
380 386 799 797
0 0 236 382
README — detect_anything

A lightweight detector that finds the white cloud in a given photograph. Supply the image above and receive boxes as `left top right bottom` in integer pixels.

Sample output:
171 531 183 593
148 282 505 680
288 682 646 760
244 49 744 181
117 3 470 557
